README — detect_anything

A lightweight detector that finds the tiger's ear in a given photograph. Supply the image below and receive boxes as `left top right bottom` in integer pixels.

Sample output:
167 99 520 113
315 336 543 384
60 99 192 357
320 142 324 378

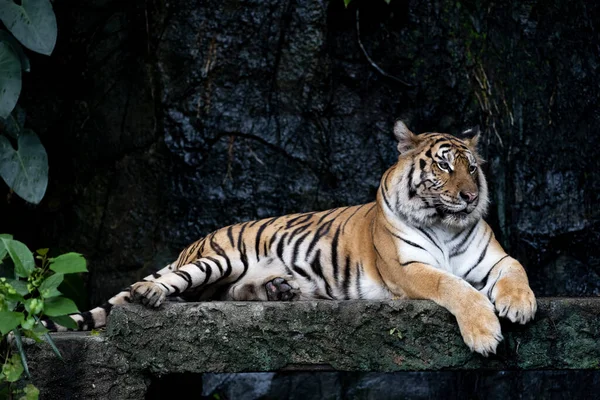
394 120 420 153
460 125 480 149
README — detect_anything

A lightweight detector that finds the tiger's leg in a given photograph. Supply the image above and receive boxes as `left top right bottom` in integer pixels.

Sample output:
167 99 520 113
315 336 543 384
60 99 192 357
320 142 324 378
132 257 237 307
384 262 502 356
45 263 177 331
483 256 537 324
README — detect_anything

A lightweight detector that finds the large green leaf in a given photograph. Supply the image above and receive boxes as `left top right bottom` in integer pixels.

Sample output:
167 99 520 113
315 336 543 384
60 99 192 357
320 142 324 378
43 296 79 316
0 30 30 72
0 237 34 277
38 272 63 298
0 0 57 55
49 252 87 274
0 129 48 204
0 233 12 261
0 40 21 118
0 310 23 334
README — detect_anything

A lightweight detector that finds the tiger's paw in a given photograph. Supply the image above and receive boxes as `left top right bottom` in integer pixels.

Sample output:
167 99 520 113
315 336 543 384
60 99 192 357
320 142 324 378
131 281 167 308
457 295 503 356
265 277 299 301
494 283 537 324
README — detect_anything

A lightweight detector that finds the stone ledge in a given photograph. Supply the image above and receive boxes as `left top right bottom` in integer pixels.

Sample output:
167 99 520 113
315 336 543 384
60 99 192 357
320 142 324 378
24 298 600 399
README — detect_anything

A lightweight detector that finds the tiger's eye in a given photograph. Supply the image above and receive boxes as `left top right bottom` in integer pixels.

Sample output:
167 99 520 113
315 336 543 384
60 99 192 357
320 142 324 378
437 162 450 172
469 165 477 174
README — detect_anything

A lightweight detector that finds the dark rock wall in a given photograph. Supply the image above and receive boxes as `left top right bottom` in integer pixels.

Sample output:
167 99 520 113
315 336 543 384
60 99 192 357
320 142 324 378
1 0 599 304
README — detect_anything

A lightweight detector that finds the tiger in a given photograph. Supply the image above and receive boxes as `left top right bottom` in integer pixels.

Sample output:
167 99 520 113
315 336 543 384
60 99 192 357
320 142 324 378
47 120 537 356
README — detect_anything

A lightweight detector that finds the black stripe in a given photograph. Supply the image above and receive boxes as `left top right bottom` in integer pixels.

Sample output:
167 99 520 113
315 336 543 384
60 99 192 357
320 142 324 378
227 226 235 247
236 223 250 281
355 262 363 299
417 227 443 254
285 213 315 229
43 317 57 331
202 264 212 285
287 221 314 244
175 270 193 290
450 222 479 257
192 261 206 272
306 219 334 257
400 261 421 266
464 231 494 278
152 272 161 279
157 282 171 293
81 311 94 330
276 233 288 260
341 204 366 233
407 162 417 198
343 256 352 299
255 217 278 262
317 208 340 224
290 231 312 281
205 256 223 275
331 224 342 283
292 264 312 280
309 249 326 280
473 255 509 290
210 236 232 280
386 227 427 251
380 186 394 211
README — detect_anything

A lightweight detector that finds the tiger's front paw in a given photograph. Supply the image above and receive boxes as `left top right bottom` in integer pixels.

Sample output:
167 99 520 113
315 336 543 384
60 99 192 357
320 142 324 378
494 283 537 324
131 281 167 308
456 294 503 356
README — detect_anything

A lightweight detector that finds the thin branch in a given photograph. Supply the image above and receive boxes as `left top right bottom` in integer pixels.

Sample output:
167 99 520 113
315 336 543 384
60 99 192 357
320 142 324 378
356 9 414 87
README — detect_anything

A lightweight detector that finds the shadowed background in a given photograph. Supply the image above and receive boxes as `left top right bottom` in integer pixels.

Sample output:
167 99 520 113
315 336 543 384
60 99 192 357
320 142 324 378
2 0 599 309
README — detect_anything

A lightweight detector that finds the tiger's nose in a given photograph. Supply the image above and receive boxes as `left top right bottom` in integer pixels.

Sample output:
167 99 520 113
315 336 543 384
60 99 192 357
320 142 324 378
460 191 478 204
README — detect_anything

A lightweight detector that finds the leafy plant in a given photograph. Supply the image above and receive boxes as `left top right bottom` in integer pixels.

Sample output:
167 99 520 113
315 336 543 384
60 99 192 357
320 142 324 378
0 0 57 204
0 234 87 399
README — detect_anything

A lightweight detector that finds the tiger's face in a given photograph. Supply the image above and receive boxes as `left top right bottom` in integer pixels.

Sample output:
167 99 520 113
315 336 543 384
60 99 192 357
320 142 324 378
388 121 489 228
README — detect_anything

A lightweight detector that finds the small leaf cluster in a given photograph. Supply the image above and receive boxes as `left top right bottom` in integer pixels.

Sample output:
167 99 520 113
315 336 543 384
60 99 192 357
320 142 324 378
0 0 57 204
0 234 87 399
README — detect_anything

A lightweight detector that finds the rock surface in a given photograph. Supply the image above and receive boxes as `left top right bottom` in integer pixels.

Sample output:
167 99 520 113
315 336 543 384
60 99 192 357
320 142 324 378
24 299 600 399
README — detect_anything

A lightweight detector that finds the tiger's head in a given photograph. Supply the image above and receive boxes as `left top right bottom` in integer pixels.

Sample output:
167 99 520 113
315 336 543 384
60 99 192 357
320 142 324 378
382 120 489 228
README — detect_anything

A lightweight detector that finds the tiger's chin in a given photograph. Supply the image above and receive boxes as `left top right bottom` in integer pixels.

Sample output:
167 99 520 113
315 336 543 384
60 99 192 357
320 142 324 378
436 207 482 228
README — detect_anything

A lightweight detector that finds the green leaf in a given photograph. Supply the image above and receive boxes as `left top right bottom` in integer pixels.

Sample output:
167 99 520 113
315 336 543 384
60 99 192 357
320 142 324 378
344 0 352 7
36 247 48 256
0 310 23 334
7 278 29 295
20 383 40 400
0 104 26 139
0 129 48 204
39 272 63 296
43 296 78 316
384 0 391 4
0 30 30 72
49 314 78 330
0 233 12 261
0 40 22 119
0 238 35 277
1 354 24 382
43 332 63 361
0 0 57 55
49 253 87 274
12 329 31 378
